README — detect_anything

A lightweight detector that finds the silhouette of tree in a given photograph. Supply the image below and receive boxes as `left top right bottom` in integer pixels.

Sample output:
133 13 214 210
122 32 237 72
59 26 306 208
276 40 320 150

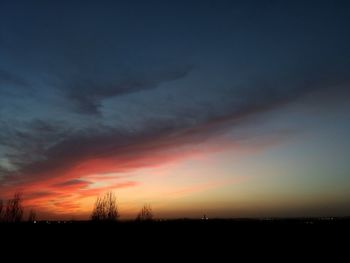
28 209 36 222
0 199 3 221
4 193 23 223
91 192 119 221
136 204 153 221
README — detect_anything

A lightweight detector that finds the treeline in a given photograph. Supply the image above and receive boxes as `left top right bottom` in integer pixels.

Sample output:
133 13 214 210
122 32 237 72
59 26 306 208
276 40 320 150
91 192 153 222
0 191 152 223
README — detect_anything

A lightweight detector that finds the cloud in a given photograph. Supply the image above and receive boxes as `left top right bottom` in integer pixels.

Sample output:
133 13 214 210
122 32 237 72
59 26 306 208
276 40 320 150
62 64 194 114
53 179 90 188
1 52 349 200
25 191 56 200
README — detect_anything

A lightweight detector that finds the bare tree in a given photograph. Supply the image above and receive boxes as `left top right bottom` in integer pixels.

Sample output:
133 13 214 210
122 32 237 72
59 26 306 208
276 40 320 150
136 204 153 221
5 193 23 223
0 199 3 221
28 209 37 222
91 192 119 221
91 195 105 221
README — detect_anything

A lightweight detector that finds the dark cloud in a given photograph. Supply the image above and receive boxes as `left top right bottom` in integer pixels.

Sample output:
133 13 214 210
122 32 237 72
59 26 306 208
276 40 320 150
62 64 194 114
53 179 90 188
2 76 349 187
1 51 350 187
25 191 56 200
0 119 70 172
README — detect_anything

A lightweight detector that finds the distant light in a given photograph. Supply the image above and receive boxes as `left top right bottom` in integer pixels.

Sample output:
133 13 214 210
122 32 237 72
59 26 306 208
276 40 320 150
33 221 36 224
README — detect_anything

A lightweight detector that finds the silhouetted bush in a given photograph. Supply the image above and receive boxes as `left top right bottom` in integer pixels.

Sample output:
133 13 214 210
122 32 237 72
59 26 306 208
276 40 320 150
136 204 153 221
4 193 23 223
0 199 3 221
91 192 119 221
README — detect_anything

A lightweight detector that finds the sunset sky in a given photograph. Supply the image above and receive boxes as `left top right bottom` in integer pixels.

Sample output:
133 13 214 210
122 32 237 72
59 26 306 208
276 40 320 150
0 0 350 219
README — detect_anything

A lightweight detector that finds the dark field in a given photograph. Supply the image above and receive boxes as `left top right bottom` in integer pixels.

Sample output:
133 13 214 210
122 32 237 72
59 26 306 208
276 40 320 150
1 218 349 253
2 217 349 234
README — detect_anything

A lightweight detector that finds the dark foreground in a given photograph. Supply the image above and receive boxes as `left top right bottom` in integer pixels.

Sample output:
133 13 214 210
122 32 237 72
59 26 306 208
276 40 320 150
2 217 350 235
1 218 349 255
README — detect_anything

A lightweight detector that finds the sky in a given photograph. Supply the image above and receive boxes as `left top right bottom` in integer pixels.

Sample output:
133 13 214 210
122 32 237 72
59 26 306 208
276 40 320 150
0 0 350 220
